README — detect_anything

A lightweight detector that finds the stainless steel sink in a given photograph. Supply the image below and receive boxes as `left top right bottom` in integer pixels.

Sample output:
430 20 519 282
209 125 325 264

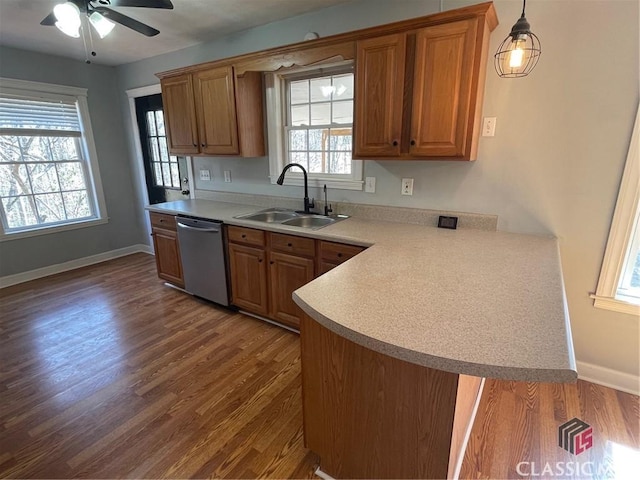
234 208 348 229
281 215 336 228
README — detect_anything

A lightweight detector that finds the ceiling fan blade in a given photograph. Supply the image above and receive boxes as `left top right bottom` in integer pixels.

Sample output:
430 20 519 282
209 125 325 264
40 12 57 26
96 0 174 8
94 6 160 36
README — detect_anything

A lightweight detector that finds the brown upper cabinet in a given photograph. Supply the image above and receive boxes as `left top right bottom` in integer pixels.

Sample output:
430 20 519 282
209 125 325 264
157 2 497 161
354 17 488 160
160 66 265 157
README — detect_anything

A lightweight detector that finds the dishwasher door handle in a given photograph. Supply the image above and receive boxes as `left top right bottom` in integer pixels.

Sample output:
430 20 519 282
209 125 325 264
177 222 221 233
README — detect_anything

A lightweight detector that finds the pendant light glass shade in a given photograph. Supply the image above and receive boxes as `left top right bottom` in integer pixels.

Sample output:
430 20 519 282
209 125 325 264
89 12 115 38
494 0 541 78
54 2 81 38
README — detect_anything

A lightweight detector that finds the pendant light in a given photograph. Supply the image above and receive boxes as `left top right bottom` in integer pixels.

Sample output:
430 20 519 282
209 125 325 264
53 2 81 38
88 12 115 38
494 0 541 78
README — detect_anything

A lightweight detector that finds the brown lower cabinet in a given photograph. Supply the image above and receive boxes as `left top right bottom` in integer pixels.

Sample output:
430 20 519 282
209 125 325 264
149 212 184 288
227 226 365 330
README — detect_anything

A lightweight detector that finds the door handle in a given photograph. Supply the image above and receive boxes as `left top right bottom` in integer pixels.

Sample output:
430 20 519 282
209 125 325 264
177 223 220 233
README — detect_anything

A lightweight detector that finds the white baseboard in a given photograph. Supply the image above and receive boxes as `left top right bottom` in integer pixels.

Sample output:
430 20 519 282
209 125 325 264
0 244 153 289
577 361 639 396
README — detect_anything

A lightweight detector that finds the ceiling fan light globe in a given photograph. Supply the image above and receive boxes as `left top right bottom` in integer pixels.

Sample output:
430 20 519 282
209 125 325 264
89 12 115 38
53 2 81 37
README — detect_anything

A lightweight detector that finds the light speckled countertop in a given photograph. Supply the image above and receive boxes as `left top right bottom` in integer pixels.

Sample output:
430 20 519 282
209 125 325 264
147 199 577 383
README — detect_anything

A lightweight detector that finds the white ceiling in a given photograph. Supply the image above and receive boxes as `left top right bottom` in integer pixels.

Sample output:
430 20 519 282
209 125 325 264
0 0 355 66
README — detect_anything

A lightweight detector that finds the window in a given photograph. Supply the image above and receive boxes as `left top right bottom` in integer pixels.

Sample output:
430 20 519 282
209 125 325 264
145 109 181 189
592 104 640 314
0 78 107 239
266 65 363 190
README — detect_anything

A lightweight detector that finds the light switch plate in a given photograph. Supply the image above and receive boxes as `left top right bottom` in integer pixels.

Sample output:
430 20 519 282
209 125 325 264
224 170 232 183
365 176 376 193
199 169 211 181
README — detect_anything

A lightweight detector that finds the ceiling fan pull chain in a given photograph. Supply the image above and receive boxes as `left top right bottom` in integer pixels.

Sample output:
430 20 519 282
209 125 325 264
87 16 98 61
80 21 91 64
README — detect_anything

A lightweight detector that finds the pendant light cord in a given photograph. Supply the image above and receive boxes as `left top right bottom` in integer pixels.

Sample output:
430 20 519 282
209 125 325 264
522 0 527 17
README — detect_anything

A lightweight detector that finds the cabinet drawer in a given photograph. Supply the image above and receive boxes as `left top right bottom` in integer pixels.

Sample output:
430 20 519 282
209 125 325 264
149 212 177 231
319 241 364 263
228 225 266 247
270 233 315 257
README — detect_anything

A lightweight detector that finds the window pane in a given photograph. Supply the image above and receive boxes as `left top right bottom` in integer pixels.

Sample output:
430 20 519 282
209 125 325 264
308 129 326 151
0 136 23 162
170 163 180 188
57 162 86 191
310 77 332 102
308 152 324 173
162 162 172 186
332 74 354 99
150 138 160 162
289 130 307 151
153 162 163 187
290 105 309 126
147 111 157 136
49 137 79 161
330 151 352 174
310 103 331 125
0 164 31 197
290 152 308 170
332 100 353 124
63 191 91 219
155 110 165 136
34 193 65 223
159 138 169 162
289 80 309 105
20 137 50 162
2 196 39 228
29 163 60 194
330 128 352 151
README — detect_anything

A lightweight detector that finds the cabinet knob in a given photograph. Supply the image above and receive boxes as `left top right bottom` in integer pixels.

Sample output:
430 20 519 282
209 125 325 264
337 253 343 258
259 258 263 263
410 140 416 146
193 143 197 147
201 143 205 147
287 243 292 247
241 234 246 238
270 261 274 265
392 140 398 146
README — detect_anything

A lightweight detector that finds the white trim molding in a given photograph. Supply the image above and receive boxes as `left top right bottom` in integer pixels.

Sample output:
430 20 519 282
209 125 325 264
592 104 640 314
0 244 152 289
577 361 640 396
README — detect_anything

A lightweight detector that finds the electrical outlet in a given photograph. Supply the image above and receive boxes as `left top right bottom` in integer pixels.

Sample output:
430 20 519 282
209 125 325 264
365 176 376 193
401 178 413 196
199 169 211 181
482 117 497 137
224 170 232 183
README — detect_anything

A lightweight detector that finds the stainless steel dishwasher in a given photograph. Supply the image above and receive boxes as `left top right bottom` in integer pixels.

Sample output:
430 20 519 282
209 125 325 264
176 216 229 306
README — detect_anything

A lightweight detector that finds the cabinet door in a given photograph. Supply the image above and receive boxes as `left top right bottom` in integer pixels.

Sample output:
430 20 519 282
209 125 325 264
228 243 269 316
152 227 184 287
353 33 406 157
193 66 240 155
269 252 315 329
410 19 477 158
160 74 199 154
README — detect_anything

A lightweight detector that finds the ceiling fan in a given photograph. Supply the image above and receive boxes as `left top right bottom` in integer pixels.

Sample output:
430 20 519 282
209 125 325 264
40 0 174 39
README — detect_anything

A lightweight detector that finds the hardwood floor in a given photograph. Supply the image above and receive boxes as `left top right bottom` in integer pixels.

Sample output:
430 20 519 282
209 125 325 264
1 253 638 479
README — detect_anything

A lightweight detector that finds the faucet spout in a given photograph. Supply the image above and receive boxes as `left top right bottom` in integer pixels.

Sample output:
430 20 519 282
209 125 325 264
276 163 315 213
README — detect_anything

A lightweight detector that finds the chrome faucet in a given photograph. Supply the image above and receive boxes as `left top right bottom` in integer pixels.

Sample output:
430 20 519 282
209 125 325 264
276 163 315 214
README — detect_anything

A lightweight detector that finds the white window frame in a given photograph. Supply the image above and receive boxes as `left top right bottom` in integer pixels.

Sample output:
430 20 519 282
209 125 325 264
0 78 108 241
265 63 363 191
591 104 640 315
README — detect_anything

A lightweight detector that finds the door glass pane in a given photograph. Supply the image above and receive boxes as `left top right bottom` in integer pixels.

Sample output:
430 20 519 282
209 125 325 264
170 163 180 188
155 110 165 136
146 111 157 136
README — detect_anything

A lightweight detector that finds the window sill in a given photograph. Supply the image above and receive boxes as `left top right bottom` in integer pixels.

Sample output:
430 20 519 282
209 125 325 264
270 176 363 191
590 294 640 316
0 217 108 242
